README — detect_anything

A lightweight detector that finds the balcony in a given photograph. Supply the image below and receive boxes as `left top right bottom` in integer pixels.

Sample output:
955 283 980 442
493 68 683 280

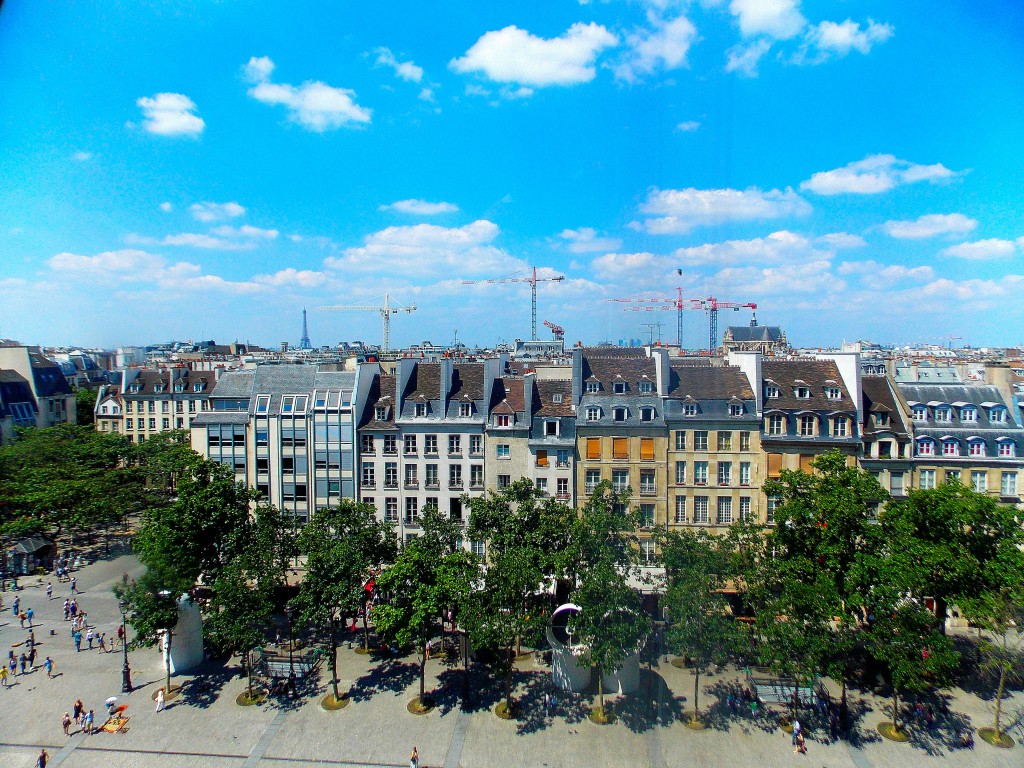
361 481 376 490
449 480 464 490
384 481 399 490
469 481 484 490
556 492 571 500
424 481 440 490
404 482 419 490
555 460 571 468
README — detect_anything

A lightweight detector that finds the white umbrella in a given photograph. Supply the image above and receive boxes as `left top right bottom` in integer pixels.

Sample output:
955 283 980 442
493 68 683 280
105 696 117 707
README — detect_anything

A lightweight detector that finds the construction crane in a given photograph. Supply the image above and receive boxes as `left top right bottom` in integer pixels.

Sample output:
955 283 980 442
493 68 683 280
607 287 703 348
698 297 758 356
461 266 565 341
318 293 416 354
543 319 564 340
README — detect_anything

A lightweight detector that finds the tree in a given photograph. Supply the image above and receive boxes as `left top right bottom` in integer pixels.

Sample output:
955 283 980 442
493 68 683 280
566 482 651 721
295 500 396 703
115 568 191 695
660 528 748 725
74 387 97 426
866 603 959 736
462 480 573 714
880 482 1024 633
373 508 477 710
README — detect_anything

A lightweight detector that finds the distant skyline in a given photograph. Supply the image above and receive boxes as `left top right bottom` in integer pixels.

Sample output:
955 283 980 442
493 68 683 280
2 2 1023 349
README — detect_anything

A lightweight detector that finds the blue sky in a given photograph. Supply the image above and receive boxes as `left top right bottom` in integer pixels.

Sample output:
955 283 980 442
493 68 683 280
2 1 1023 350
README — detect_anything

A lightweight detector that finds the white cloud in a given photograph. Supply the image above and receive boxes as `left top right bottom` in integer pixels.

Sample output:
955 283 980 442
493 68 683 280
449 23 618 89
940 239 1019 261
714 260 845 296
591 251 673 282
672 230 834 266
159 202 173 213
72 151 93 162
638 186 811 233
244 56 371 131
803 19 893 61
134 93 205 137
676 120 701 132
326 220 524 278
837 260 935 290
128 223 277 251
209 225 279 240
374 47 424 83
801 154 960 195
724 39 772 76
252 268 325 288
616 14 698 82
189 201 246 222
882 213 977 239
729 0 805 40
418 87 436 103
558 227 623 254
815 232 867 249
379 199 459 216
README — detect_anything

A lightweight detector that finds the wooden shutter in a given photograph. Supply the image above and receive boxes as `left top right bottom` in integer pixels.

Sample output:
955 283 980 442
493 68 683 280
640 438 655 461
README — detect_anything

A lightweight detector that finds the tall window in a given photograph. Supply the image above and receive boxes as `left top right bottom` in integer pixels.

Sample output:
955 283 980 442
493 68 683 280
384 434 397 454
587 438 601 460
694 461 708 486
717 432 732 451
919 469 935 490
693 496 709 524
675 431 686 450
717 462 732 486
717 497 732 525
470 435 482 455
946 469 960 484
556 477 569 498
536 449 549 468
449 435 462 455
361 465 375 488
767 415 784 435
449 465 463 488
971 471 987 493
739 462 751 486
639 504 655 528
641 540 657 564
384 463 398 488
361 434 375 453
612 438 628 460
1001 472 1017 497
739 496 751 521
404 435 417 455
640 438 655 461
612 469 629 492
739 432 751 451
425 464 439 488
799 415 816 436
674 497 686 524
766 496 779 524
424 434 438 454
384 498 398 522
585 469 601 493
640 470 656 494
470 465 483 488
694 431 709 451
404 465 418 487
675 461 686 485
405 497 419 524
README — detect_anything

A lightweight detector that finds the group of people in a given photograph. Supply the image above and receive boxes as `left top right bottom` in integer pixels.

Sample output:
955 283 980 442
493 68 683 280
61 698 97 736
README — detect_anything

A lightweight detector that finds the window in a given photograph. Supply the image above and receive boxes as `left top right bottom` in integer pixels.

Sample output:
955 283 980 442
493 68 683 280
361 465 375 488
425 434 438 454
613 381 626 394
638 381 653 394
946 469 961 484
891 473 904 496
586 438 601 460
998 441 1016 457
535 477 548 494
917 438 934 456
424 498 438 514
384 434 397 454
767 415 785 435
739 496 751 521
740 462 751 486
556 450 570 467
912 406 928 422
694 431 708 451
148 418 156 430
825 387 841 400
717 432 732 451
148 401 155 412
990 408 1006 424
765 384 780 399
405 497 419 524
717 497 733 525
639 504 655 528
496 443 510 459
693 496 709 524
459 403 472 417
919 469 935 490
536 449 549 468
552 393 563 403
641 540 657 564
833 418 848 437
935 407 951 423
675 461 686 485
612 469 629 492
960 407 976 423
586 380 600 393
256 429 268 446
766 496 779 524
674 431 686 450
969 440 986 457
674 497 687 524
404 465 418 487
449 435 462 455
640 407 655 422
943 439 960 457
1001 472 1017 497
972 471 988 493
282 396 295 414
683 403 698 416
425 464 439 488
494 414 511 427
612 407 627 422
384 498 398 522
739 431 751 452
384 463 398 488
544 420 559 436
640 470 656 495
470 464 484 488
586 407 601 422
497 474 511 489
449 465 463 488
585 469 601 493
470 435 482 455
640 438 655 461
730 403 744 416
795 386 811 399
255 395 270 414
161 401 169 413
471 540 486 558
694 461 708 486
873 412 890 428
404 435 418 455
126 418 133 430
718 461 732 486
415 403 427 417
612 438 628 460
556 478 569 498
799 415 816 436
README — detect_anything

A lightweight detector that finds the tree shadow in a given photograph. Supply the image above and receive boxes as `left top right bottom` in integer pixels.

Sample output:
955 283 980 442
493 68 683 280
615 667 686 734
171 656 236 710
347 657 420 703
895 693 977 756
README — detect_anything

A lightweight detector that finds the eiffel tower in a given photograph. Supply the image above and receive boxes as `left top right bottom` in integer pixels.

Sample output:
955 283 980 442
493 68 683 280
299 308 312 350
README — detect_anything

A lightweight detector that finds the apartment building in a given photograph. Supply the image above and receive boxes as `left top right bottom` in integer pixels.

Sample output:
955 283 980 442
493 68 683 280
526 377 576 504
486 376 530 494
665 363 761 532
0 346 75 430
860 374 915 502
898 381 1023 503
190 365 357 522
0 370 38 445
96 368 217 441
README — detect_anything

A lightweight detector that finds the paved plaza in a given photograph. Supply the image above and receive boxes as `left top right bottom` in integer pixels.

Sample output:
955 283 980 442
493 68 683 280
0 553 1021 768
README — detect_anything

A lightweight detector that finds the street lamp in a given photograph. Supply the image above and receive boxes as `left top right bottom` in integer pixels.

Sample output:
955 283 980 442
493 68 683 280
158 590 173 696
284 604 296 699
118 599 132 693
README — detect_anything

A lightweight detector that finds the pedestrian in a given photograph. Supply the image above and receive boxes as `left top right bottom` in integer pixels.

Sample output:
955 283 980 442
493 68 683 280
543 692 551 715
27 630 35 650
26 607 34 627
795 731 807 755
410 746 419 768
20 653 28 674
155 688 165 712
44 656 53 678
8 656 16 678
62 713 72 736
86 628 94 650
28 646 37 669
12 596 19 615
70 577 77 594
74 630 82 652
69 599 77 618
116 624 125 647
0 663 8 687
63 599 70 621
19 611 27 628
83 709 94 735
37 748 49 768
97 633 107 653
792 719 801 746
46 583 53 600
73 699 84 724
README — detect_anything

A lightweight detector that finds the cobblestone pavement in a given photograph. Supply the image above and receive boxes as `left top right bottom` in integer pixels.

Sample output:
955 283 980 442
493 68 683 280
0 554 1021 768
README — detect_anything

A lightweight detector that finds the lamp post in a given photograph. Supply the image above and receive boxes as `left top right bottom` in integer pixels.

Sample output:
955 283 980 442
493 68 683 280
158 590 173 695
284 604 296 699
118 599 132 693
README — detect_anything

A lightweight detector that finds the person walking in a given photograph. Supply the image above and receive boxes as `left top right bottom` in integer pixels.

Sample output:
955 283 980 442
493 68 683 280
19 611 27 628
44 656 54 678
28 646 37 670
69 599 77 619
86 628 94 650
73 630 82 652
83 709 94 735
97 633 107 653
62 713 72 736
791 719 801 746
8 656 16 678
116 624 125 648
20 653 28 675
73 699 84 725
155 688 165 712
46 583 53 600
70 577 78 595
63 599 70 621
12 595 19 615
0 663 8 688
26 607 34 627
37 748 49 768
410 746 419 768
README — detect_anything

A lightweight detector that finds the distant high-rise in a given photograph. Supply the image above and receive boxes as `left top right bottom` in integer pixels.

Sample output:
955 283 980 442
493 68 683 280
300 308 312 350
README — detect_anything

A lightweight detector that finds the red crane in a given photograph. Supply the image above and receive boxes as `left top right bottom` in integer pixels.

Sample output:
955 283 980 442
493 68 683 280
461 266 565 340
543 320 564 340
607 290 756 354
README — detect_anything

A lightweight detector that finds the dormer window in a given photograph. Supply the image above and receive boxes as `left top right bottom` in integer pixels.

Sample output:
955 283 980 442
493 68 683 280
613 381 626 394
916 437 934 456
551 393 563 404
960 407 977 423
459 402 472 417
255 395 270 414
935 407 951 423
912 406 927 421
765 385 780 399
825 387 841 400
989 407 1006 424
638 381 653 394
494 414 511 427
968 440 986 457
374 406 388 421
129 384 141 394
586 381 600 393
612 407 628 422
873 412 890 427
998 440 1016 457
193 382 203 393
683 403 697 417
282 396 295 414
174 383 184 393
729 403 744 416
795 386 811 399
640 407 655 422
415 403 427 417
586 406 601 422
153 384 164 394
942 438 960 457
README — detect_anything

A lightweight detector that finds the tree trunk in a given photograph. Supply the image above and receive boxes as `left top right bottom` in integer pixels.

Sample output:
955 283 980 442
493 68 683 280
419 644 427 706
597 670 605 715
361 604 370 651
840 677 848 732
692 667 700 723
246 650 254 698
505 643 514 713
994 662 1006 739
329 617 340 702
935 597 948 635
165 630 174 694
891 688 900 732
